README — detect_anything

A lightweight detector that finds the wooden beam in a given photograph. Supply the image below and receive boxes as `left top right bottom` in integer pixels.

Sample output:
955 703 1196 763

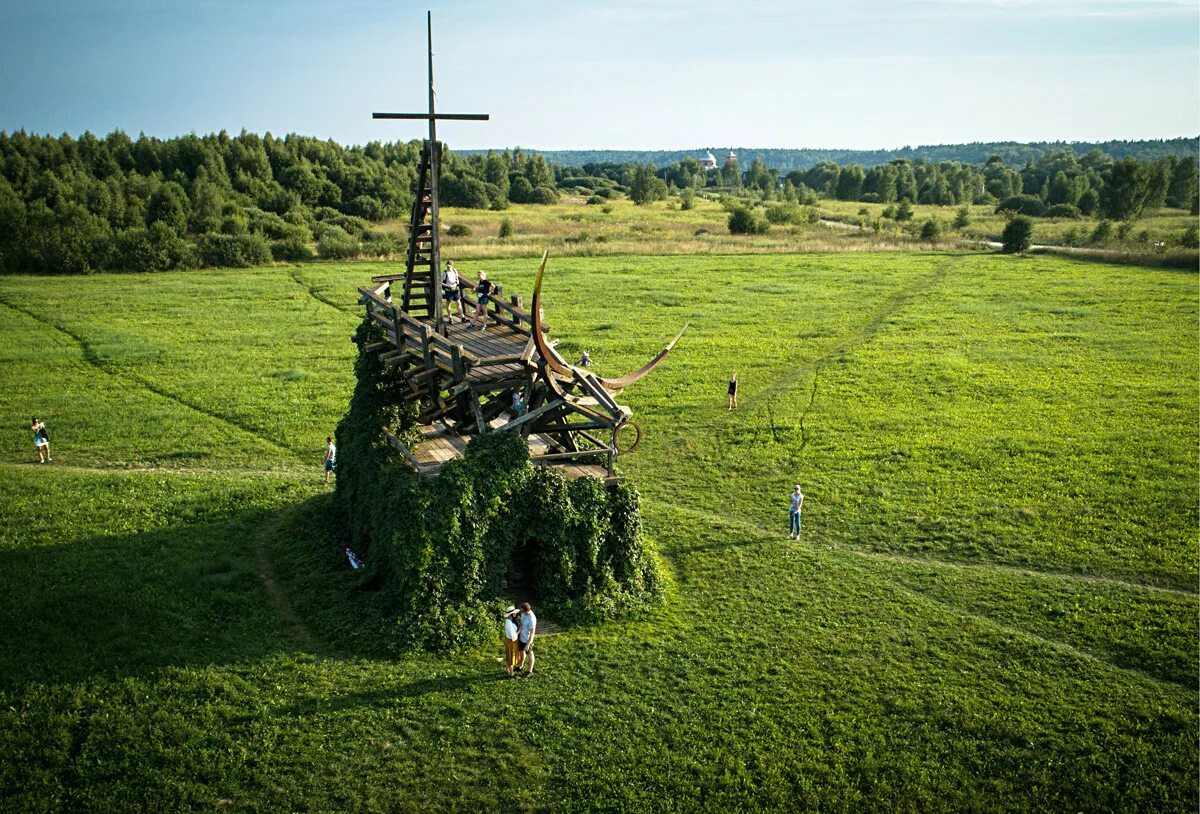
372 112 490 120
493 398 565 433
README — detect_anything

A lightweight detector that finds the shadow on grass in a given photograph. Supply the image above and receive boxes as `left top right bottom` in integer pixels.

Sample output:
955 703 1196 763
279 672 506 718
0 494 392 690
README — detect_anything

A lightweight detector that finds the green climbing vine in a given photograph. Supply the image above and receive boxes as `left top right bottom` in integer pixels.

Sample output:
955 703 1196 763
334 318 664 651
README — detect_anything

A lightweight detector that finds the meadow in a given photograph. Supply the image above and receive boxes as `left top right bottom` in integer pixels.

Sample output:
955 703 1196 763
0 251 1196 811
389 193 1199 261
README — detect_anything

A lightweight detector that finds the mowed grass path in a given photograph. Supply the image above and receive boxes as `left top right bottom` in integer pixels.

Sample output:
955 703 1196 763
0 253 1195 811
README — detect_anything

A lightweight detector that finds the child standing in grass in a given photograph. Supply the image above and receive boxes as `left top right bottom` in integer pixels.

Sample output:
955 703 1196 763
788 484 804 538
30 417 50 463
727 372 738 411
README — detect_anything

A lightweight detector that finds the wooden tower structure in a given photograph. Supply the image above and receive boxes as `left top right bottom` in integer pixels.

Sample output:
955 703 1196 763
361 14 685 481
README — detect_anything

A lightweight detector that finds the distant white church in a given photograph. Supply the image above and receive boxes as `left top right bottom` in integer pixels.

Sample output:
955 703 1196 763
699 149 736 171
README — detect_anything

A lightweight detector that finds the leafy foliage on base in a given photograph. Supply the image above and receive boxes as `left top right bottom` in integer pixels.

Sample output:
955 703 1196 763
334 319 663 651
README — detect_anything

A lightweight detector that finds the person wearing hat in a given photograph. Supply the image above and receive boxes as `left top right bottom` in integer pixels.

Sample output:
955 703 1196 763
788 484 804 538
503 606 521 677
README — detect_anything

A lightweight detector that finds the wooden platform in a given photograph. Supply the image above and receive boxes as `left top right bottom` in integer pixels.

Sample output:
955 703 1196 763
390 419 617 482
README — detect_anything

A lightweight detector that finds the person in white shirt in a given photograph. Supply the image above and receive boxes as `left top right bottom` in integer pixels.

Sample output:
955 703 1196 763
503 606 521 677
323 436 337 484
788 484 804 538
443 261 465 321
517 602 537 677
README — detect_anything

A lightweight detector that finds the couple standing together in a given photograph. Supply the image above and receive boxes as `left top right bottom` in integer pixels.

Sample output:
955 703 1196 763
503 603 537 678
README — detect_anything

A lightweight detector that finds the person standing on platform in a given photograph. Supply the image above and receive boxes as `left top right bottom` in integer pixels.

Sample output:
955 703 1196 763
727 372 738 411
443 261 464 322
517 602 537 677
473 272 495 330
788 484 804 538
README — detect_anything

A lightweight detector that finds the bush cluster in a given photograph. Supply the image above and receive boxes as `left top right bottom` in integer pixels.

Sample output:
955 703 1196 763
334 320 664 651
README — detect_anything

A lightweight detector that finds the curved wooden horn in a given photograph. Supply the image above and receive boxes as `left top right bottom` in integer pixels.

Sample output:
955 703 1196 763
597 322 689 393
530 250 574 379
531 250 687 393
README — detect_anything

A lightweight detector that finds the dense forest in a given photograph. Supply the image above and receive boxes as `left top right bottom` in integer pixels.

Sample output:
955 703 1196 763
0 131 562 274
0 130 1195 274
484 138 1199 172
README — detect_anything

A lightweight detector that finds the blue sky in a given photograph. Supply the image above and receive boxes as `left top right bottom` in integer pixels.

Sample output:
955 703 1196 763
0 0 1196 150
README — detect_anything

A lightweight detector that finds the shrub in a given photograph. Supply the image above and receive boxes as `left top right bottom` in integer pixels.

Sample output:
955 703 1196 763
1043 204 1082 219
1116 221 1134 241
197 233 272 267
679 188 695 211
894 200 914 221
952 205 971 229
996 194 1044 217
764 204 801 225
531 185 560 204
1091 220 1113 243
882 204 896 219
498 218 513 239
728 206 768 235
110 222 194 272
1181 224 1199 248
347 195 386 220
919 218 942 243
361 234 400 258
860 193 881 203
586 195 605 205
317 235 360 260
270 235 314 261
447 223 471 237
1000 215 1034 253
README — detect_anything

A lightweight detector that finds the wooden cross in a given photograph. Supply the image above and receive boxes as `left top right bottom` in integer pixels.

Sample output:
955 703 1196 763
372 11 488 329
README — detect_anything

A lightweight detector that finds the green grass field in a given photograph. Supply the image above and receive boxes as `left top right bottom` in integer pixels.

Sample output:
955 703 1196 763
0 252 1196 811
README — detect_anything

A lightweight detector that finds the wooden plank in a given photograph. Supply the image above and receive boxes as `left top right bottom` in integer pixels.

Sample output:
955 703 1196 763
493 398 565 433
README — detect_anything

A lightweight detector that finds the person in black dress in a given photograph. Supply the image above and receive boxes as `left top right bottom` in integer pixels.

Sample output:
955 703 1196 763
727 372 738 411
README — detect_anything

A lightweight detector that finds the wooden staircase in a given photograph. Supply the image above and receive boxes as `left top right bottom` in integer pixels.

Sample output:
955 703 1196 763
401 142 441 320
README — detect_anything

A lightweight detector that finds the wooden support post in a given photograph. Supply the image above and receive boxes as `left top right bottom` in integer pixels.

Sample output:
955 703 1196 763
472 393 487 435
451 344 471 425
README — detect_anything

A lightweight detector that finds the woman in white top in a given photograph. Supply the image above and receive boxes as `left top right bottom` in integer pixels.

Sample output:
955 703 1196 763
503 606 521 677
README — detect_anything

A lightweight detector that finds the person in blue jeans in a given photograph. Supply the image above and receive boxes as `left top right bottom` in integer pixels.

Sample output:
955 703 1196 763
788 484 804 538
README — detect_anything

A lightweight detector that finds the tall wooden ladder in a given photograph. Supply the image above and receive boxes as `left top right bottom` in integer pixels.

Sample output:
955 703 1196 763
401 140 442 324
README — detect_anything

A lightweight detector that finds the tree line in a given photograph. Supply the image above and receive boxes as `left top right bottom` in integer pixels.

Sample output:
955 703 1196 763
0 131 568 274
475 138 1197 173
614 149 1198 222
1 129 1195 275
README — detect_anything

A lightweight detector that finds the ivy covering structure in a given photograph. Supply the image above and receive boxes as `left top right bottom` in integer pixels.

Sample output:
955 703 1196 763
334 321 664 651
